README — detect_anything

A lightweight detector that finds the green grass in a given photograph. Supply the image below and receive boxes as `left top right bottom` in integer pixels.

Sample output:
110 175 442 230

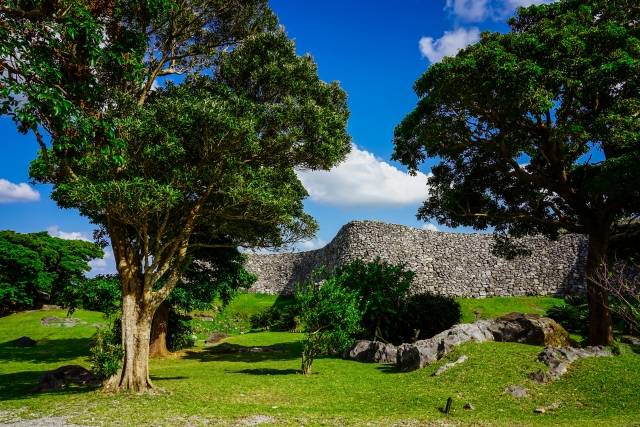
1 296 639 427
457 296 564 323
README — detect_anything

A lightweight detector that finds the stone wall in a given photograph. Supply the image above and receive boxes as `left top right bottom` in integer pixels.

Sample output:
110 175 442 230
245 220 589 297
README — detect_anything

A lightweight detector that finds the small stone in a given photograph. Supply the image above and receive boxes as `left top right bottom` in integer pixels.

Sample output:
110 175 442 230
463 403 475 410
534 408 545 414
505 385 529 398
528 370 550 384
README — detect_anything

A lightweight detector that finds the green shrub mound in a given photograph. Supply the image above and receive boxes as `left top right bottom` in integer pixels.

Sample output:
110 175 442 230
250 305 300 331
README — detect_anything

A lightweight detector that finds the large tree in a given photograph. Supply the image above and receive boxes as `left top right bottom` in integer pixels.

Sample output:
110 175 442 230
392 0 640 346
29 29 350 392
0 230 103 315
5 0 350 392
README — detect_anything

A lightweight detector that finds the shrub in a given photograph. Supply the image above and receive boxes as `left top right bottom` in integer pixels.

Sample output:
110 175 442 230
297 269 363 374
167 310 195 351
390 293 462 344
250 305 301 332
90 320 124 380
547 296 589 335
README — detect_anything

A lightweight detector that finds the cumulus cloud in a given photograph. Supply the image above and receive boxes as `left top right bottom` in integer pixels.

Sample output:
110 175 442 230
422 223 439 232
297 145 430 209
419 27 480 64
47 226 92 242
445 0 553 22
0 179 40 203
88 248 114 273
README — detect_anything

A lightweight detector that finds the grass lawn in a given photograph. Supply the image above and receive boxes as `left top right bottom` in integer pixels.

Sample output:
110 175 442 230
1 296 639 426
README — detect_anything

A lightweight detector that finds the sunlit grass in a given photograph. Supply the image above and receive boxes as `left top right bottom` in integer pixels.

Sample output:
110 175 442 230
0 296 638 427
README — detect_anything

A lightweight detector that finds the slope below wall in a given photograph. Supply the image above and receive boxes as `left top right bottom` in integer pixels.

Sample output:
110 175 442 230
246 220 588 297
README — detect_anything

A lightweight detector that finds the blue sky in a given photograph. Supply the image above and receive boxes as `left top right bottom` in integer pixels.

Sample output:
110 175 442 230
0 0 554 274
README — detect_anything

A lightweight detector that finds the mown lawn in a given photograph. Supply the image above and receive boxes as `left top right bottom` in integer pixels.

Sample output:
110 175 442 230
0 297 639 427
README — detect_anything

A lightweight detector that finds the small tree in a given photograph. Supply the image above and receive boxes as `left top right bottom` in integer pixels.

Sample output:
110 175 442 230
0 230 103 314
393 0 640 346
296 270 362 375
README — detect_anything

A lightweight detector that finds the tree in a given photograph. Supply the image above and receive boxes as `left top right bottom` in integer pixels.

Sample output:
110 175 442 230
0 230 103 314
296 270 363 375
392 0 640 346
29 26 350 392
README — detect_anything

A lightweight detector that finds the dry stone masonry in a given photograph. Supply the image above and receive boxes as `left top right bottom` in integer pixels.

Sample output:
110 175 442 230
246 220 588 297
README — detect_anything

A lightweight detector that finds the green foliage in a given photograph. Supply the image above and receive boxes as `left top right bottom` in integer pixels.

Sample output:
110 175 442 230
296 269 363 374
0 230 102 312
249 305 300 331
547 296 589 336
90 321 124 380
166 311 195 352
333 258 413 341
391 293 462 344
60 275 121 316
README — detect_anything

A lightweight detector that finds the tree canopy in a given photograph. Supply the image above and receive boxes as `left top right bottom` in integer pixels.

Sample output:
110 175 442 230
0 230 103 314
393 0 640 345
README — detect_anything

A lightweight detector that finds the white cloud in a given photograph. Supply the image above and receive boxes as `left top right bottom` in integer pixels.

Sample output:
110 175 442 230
445 0 553 22
419 27 480 64
422 224 439 232
0 179 40 203
299 238 327 251
88 248 114 273
297 145 430 209
47 225 92 242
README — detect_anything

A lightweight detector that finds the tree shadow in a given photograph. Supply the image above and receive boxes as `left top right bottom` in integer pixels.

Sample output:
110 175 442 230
225 368 299 375
0 338 92 364
374 364 402 374
150 375 190 381
180 341 302 363
0 370 99 402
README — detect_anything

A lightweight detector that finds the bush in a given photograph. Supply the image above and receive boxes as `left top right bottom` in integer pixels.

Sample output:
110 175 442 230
250 305 301 331
167 310 195 351
90 320 124 380
547 295 589 335
389 293 462 344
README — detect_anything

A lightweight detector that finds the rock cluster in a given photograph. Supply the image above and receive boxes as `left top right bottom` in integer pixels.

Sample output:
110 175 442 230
396 313 574 372
40 316 86 327
246 220 588 297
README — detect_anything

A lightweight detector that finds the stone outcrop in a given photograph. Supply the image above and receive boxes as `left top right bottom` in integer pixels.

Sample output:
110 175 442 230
396 313 573 372
40 316 86 327
11 336 36 347
35 365 101 392
434 354 468 376
342 340 397 364
246 220 588 297
534 345 612 380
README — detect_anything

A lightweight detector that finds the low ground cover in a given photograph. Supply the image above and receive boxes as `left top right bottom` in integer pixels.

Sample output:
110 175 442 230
1 296 638 426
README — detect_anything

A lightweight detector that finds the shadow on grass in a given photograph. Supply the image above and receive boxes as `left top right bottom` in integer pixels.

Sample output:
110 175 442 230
0 370 99 401
226 368 299 375
0 338 91 364
180 341 302 364
150 376 190 381
374 364 402 374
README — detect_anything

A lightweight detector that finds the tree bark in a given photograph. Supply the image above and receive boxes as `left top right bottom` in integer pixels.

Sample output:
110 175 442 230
104 284 156 393
149 300 171 358
585 230 614 346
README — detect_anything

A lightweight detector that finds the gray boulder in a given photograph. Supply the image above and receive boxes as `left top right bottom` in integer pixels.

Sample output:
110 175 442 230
535 345 612 380
434 354 468 376
35 365 101 392
367 341 397 364
342 340 397 364
489 312 577 347
40 316 86 327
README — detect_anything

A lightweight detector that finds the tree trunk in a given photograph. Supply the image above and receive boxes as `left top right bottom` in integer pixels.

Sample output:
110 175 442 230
149 300 172 358
585 231 614 346
301 349 314 375
104 287 156 393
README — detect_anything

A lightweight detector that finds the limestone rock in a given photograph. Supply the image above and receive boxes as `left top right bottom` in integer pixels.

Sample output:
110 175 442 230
620 336 640 346
528 370 550 384
342 340 396 364
12 336 37 347
35 365 101 392
40 316 86 327
463 403 475 410
207 333 231 343
341 340 372 362
489 312 576 347
505 385 529 398
535 345 611 380
434 355 468 376
367 341 397 364
397 340 441 372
